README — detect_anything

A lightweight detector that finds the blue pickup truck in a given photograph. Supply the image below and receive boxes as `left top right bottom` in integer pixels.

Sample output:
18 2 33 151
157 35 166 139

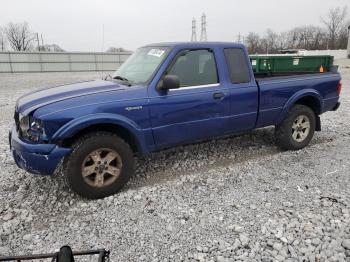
10 42 341 199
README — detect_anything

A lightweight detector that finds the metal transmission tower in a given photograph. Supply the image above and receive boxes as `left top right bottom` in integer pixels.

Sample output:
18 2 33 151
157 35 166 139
200 13 207 41
191 18 197 42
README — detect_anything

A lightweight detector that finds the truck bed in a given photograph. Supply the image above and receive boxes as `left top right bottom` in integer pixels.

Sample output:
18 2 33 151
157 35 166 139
255 72 341 129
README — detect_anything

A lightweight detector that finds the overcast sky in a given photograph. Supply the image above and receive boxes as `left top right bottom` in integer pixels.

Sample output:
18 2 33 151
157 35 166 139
0 0 349 51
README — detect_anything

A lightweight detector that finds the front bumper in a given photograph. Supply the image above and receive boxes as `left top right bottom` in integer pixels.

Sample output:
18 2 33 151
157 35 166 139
9 125 71 175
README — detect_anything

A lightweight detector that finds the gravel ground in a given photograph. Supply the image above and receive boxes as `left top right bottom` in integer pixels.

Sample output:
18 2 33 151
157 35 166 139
0 68 350 261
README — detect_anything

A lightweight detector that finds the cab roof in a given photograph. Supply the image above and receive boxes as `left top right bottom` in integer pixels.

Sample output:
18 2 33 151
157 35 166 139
143 42 246 49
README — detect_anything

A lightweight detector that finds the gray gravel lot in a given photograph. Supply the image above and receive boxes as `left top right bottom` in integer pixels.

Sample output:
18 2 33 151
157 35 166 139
0 68 350 261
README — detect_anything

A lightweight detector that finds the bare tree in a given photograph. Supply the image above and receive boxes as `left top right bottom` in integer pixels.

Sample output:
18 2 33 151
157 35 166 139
259 38 269 54
244 6 349 54
106 47 129 52
276 32 289 51
245 26 329 54
288 26 327 50
337 19 350 49
245 32 261 54
286 28 299 49
37 44 65 52
321 6 348 49
5 22 35 51
310 26 328 50
261 29 278 53
0 27 6 51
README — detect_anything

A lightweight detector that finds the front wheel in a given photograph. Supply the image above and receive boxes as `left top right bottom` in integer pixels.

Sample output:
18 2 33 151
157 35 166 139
63 132 134 199
275 105 316 150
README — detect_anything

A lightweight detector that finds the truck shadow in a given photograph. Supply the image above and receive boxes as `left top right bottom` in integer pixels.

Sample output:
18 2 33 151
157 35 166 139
128 127 337 189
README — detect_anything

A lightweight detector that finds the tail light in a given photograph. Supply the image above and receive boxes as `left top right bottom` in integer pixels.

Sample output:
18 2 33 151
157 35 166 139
337 81 342 96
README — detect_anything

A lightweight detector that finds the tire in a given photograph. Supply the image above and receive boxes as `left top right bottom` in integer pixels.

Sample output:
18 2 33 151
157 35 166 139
63 132 134 199
275 105 316 150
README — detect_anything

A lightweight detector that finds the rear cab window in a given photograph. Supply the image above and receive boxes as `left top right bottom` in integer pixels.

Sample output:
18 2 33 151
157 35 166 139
224 48 251 84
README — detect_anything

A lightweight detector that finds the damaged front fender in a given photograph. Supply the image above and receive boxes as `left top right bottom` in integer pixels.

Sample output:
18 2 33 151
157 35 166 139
10 125 71 175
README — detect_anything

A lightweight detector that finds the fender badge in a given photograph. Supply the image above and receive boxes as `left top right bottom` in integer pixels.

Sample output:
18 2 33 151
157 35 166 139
125 106 143 111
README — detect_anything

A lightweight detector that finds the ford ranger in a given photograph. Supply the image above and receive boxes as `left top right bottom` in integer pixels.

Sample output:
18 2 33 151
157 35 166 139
9 42 341 199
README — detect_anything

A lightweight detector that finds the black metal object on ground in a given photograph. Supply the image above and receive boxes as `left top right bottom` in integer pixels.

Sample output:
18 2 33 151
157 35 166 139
0 246 109 262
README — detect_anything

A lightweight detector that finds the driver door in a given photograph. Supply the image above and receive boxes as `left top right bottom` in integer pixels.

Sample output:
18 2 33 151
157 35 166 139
149 48 231 149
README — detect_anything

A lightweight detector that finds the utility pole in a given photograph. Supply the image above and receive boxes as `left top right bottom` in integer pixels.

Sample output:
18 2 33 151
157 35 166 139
237 33 241 43
101 24 105 75
347 25 350 59
41 34 44 49
191 18 197 42
0 29 4 51
200 13 207 41
36 33 40 51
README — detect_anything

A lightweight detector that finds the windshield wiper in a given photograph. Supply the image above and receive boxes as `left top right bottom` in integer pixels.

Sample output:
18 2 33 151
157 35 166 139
114 75 128 81
113 75 132 86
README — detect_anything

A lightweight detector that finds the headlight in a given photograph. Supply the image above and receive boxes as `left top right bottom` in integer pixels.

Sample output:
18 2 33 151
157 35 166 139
19 114 46 142
30 118 44 131
19 114 29 133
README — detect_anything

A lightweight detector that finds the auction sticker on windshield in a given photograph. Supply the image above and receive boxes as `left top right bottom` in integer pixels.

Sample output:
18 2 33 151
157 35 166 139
147 49 165 57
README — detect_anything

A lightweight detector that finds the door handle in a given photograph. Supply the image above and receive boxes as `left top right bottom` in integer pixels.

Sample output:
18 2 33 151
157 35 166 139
213 92 225 100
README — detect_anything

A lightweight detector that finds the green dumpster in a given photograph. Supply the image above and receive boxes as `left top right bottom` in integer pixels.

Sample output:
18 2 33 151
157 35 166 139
249 55 334 74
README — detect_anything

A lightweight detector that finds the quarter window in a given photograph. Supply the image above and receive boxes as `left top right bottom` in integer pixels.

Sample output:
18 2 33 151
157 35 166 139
224 48 251 84
167 49 218 87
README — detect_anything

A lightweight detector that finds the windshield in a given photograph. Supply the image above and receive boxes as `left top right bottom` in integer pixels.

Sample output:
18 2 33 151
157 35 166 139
112 46 170 85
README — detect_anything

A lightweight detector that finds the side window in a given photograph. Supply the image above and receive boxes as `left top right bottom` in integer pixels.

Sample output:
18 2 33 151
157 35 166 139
167 49 218 87
224 48 251 84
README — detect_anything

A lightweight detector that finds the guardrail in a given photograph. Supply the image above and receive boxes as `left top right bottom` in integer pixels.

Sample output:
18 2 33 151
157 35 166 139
0 51 132 73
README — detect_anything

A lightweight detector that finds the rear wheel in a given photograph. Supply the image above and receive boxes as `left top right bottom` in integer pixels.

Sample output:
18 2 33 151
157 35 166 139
275 105 316 150
63 132 134 199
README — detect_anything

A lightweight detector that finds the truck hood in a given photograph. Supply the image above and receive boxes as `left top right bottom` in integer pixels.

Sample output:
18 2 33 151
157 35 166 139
16 80 126 115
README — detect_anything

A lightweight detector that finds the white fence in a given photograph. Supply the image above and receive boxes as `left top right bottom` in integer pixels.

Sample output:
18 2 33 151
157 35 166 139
0 51 132 73
1 49 347 74
297 50 348 60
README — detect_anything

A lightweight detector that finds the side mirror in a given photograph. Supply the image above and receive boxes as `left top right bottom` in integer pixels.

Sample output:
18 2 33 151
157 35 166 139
157 75 180 91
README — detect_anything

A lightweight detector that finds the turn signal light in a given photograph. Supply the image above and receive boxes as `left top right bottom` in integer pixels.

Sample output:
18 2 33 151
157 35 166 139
337 81 342 96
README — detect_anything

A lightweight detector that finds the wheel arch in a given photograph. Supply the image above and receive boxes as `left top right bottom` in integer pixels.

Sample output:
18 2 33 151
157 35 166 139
276 90 323 125
52 113 147 154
